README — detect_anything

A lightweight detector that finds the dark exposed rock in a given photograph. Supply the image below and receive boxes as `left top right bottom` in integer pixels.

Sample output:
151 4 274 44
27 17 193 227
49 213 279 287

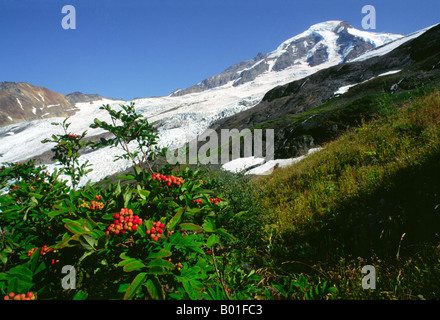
65 92 107 105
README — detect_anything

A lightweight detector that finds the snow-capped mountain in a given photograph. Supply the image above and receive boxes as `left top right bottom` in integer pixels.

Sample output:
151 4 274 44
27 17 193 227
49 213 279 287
172 21 401 96
0 21 406 183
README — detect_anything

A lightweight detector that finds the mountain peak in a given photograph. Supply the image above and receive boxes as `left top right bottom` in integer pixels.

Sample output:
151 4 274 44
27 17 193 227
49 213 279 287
171 21 402 96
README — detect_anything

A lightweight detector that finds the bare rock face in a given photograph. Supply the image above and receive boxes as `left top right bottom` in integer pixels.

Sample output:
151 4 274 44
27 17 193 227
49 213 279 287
0 82 77 127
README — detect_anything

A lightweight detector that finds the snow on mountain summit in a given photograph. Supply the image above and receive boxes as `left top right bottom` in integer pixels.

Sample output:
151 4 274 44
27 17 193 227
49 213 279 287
174 21 402 96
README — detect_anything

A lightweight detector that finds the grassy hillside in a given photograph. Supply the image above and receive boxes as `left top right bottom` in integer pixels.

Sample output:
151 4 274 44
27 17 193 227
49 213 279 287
247 88 440 299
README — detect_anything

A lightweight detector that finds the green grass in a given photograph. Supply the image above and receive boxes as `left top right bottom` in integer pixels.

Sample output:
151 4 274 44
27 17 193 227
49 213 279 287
252 87 438 134
247 88 440 299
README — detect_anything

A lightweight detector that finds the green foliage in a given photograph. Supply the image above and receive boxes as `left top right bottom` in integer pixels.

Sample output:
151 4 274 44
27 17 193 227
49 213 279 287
254 89 440 299
41 118 93 189
90 102 164 173
0 103 266 300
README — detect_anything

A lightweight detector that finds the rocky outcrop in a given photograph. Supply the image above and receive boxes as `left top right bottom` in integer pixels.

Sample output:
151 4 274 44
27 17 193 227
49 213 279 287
65 92 106 105
0 82 77 127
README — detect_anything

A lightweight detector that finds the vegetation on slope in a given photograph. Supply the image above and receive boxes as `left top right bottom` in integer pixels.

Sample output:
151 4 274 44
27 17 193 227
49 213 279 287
252 88 440 299
1 88 439 301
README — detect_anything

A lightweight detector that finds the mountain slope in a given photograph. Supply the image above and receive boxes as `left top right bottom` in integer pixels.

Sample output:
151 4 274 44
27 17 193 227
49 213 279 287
171 21 401 96
208 23 440 160
0 82 77 127
0 82 113 127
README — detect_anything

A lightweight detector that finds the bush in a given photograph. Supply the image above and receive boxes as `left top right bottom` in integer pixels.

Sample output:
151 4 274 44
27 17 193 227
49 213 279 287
0 103 263 300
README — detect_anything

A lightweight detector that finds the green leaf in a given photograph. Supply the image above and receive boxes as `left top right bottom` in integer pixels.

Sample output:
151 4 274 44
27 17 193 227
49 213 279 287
123 261 147 272
147 258 174 269
206 234 220 249
168 207 186 230
64 221 89 235
73 290 88 300
147 249 172 260
214 228 236 241
81 234 97 249
147 266 168 275
47 210 64 218
7 276 18 294
145 276 165 300
54 232 82 249
137 189 151 200
180 223 203 232
202 219 215 233
124 272 147 300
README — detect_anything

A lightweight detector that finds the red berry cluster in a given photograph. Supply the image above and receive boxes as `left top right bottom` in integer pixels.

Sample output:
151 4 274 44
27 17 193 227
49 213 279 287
79 195 104 210
210 198 222 204
193 199 203 205
106 208 142 235
146 220 165 242
4 292 36 300
27 245 60 265
27 245 57 257
67 133 78 139
152 173 184 187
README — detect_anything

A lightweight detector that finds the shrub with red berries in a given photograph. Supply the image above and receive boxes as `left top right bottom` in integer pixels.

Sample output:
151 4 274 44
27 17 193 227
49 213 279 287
79 195 105 211
146 220 165 242
27 245 61 265
27 245 58 258
4 292 36 300
152 173 184 187
210 198 222 205
193 198 204 206
106 208 142 235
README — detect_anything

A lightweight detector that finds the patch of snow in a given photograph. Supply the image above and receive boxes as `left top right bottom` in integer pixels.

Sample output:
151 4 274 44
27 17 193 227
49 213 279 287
334 70 402 96
350 24 438 62
377 70 401 77
38 93 45 102
245 147 324 175
334 84 358 95
347 27 402 47
221 157 266 173
16 98 24 110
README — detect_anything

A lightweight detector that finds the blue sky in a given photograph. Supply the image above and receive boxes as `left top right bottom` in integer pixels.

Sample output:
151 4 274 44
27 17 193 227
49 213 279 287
1 0 439 100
